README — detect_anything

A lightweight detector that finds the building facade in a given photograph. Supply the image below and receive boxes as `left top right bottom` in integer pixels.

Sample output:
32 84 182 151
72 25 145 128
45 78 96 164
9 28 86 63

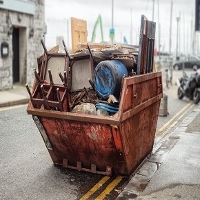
0 0 45 90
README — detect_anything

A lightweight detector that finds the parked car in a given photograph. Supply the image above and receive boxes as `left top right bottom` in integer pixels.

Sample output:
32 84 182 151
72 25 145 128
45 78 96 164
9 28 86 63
173 55 200 70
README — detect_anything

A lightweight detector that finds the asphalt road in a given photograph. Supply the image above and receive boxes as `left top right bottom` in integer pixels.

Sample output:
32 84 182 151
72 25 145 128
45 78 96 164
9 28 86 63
0 105 128 200
0 106 78 199
0 68 197 200
156 68 196 130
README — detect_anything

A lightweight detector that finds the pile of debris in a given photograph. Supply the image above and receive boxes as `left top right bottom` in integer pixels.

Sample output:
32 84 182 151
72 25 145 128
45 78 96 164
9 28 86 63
26 39 139 116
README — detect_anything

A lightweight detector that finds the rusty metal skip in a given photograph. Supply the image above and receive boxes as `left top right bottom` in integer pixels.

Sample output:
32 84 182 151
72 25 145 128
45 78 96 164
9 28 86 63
26 15 163 176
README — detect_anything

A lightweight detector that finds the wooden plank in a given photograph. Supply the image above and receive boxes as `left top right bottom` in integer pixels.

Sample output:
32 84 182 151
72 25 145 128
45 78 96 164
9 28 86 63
71 17 87 53
137 15 156 75
137 15 147 75
77 42 112 49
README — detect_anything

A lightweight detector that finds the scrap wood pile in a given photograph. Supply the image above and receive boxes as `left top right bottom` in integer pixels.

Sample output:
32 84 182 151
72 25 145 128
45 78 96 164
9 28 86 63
26 39 139 116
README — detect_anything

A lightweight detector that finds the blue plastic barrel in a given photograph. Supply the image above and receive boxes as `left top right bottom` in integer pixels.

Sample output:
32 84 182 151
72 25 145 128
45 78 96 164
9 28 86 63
93 60 128 100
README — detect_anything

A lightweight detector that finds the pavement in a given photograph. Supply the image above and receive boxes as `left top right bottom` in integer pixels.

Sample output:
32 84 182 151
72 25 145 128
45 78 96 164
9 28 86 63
117 104 200 199
0 84 30 108
1 85 200 200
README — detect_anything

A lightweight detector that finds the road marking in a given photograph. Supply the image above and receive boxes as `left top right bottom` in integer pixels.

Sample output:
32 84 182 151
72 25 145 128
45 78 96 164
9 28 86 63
80 176 110 200
156 102 193 134
0 104 26 112
81 102 194 200
95 176 123 200
156 103 194 139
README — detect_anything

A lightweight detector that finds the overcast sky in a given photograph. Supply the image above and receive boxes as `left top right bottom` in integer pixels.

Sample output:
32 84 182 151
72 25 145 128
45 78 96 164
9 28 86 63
45 0 197 55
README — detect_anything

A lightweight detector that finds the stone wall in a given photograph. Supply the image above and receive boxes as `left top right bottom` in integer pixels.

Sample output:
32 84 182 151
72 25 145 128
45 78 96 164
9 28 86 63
0 0 45 90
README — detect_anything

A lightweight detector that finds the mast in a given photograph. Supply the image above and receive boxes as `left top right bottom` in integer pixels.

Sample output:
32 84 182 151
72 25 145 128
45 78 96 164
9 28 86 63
152 0 155 21
157 0 160 62
130 8 133 44
169 0 173 54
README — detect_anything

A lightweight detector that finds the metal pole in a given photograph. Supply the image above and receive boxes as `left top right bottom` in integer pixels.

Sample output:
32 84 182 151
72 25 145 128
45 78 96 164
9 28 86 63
112 0 114 29
169 0 173 54
67 19 69 50
157 0 160 66
111 0 114 44
176 17 180 60
130 8 132 44
197 32 199 55
152 0 155 21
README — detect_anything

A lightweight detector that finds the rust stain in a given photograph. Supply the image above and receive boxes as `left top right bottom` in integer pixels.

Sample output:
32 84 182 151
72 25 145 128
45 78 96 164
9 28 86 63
87 125 104 140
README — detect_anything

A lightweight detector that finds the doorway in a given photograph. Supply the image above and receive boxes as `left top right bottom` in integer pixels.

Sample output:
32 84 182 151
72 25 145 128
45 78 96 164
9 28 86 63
12 27 20 83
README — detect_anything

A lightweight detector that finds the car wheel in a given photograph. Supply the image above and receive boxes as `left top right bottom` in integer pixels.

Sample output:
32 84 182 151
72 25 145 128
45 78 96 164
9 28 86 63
193 88 200 104
177 87 184 99
174 64 180 70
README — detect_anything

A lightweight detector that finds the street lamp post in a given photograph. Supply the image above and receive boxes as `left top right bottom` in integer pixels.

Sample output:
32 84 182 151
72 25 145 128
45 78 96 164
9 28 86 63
112 0 114 30
111 0 114 44
176 17 180 60
169 0 173 54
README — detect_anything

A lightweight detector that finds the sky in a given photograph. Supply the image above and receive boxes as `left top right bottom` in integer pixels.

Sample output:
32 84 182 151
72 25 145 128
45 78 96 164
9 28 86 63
44 0 198 55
